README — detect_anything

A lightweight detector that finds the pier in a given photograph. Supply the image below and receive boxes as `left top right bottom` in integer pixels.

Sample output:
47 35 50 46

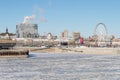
0 50 29 58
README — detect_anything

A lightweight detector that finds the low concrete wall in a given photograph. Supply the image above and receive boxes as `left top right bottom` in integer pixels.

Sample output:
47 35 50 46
68 48 120 54
14 47 120 54
13 47 49 52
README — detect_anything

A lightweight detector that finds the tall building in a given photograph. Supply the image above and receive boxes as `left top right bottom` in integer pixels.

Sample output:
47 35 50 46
72 32 80 40
16 23 39 38
61 30 68 39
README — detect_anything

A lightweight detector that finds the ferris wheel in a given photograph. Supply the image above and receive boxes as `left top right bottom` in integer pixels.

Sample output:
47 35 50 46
94 23 108 46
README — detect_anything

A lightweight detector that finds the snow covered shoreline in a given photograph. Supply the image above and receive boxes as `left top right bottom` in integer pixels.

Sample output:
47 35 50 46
13 47 120 55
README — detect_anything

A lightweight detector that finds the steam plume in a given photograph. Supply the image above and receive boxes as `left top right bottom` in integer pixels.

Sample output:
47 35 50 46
34 6 47 23
23 15 36 24
22 6 47 24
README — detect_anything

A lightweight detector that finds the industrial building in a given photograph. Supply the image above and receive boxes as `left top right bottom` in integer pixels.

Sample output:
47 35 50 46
16 23 39 38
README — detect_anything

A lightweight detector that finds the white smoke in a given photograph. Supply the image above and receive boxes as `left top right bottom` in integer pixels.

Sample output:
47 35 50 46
34 6 47 23
23 15 36 24
22 6 47 24
39 16 47 22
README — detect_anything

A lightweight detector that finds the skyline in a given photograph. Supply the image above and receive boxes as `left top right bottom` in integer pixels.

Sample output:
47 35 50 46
0 0 120 37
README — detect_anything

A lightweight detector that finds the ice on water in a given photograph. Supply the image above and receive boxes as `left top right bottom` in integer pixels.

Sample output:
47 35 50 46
0 53 120 80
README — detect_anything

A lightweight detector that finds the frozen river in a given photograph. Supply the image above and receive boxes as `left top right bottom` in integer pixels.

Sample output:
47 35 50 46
0 53 120 80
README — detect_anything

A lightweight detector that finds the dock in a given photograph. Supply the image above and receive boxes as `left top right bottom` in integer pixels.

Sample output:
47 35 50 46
0 50 29 58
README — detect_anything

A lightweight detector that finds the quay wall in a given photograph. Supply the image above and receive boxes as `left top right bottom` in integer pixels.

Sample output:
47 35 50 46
14 47 120 54
67 48 120 54
0 50 29 58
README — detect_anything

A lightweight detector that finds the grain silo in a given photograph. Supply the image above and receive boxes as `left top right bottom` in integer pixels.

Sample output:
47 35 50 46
16 23 39 38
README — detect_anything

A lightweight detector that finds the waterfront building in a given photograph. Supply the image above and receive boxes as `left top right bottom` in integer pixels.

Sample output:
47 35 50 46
0 28 16 49
47 33 53 40
16 23 39 38
0 28 16 39
61 30 68 39
72 32 80 40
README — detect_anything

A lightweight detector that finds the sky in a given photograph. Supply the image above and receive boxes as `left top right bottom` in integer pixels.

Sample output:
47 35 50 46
0 0 120 37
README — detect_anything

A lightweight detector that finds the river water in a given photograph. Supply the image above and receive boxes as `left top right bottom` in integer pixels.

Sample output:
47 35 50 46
0 53 120 80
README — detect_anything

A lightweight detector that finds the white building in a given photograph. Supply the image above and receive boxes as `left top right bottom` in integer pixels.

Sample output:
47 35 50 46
16 23 39 38
0 28 16 39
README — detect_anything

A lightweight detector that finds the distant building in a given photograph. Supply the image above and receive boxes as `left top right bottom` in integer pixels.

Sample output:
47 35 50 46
39 33 57 40
72 32 80 40
16 23 39 38
47 33 53 40
61 30 68 39
0 28 16 39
